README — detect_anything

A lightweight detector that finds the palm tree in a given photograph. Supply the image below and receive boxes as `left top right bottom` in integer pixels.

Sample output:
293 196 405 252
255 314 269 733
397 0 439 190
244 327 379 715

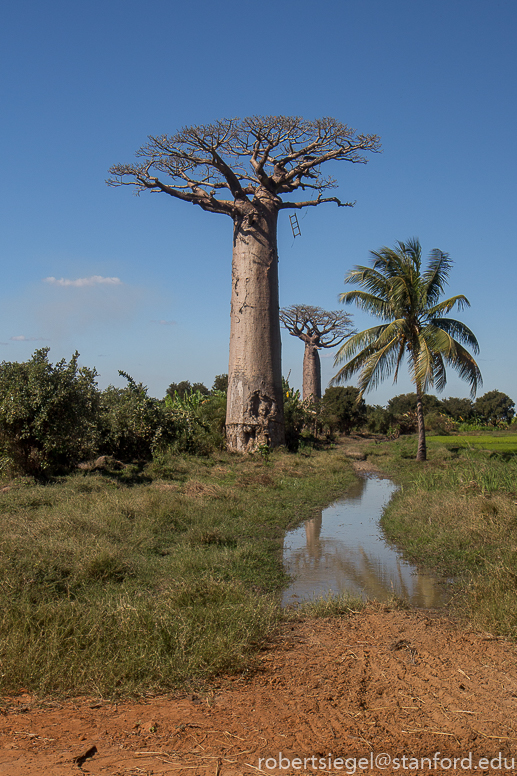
332 238 482 461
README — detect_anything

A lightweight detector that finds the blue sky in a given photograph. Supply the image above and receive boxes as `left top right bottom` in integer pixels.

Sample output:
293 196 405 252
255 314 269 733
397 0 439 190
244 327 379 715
1 0 515 405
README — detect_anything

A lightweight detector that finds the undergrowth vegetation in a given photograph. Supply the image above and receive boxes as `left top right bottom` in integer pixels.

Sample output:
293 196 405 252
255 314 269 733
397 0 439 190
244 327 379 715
0 447 356 697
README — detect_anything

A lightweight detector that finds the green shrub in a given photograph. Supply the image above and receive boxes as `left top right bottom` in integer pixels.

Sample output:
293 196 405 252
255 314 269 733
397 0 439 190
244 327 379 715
0 349 100 475
211 374 228 393
366 405 395 434
282 378 316 451
474 390 515 426
440 396 475 421
98 373 178 461
164 389 227 454
166 380 210 399
424 411 457 435
319 386 367 437
387 392 444 416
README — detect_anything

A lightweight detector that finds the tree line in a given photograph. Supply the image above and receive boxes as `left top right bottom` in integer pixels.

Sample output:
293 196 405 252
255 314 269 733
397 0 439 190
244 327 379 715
0 351 228 476
0 347 512 477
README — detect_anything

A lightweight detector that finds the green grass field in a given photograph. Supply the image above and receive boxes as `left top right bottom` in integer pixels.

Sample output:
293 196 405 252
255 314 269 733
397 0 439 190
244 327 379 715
426 433 517 454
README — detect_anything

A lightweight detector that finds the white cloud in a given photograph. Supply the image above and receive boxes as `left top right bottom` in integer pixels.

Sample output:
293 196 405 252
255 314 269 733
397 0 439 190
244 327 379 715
153 320 177 326
10 335 49 342
43 275 122 288
34 275 146 338
10 335 49 341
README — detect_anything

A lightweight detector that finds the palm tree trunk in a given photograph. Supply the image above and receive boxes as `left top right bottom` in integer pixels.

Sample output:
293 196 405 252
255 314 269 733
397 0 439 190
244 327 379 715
416 389 427 462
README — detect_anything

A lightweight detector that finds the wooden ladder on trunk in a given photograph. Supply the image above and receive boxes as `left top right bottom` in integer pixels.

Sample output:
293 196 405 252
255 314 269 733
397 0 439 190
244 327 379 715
289 213 301 238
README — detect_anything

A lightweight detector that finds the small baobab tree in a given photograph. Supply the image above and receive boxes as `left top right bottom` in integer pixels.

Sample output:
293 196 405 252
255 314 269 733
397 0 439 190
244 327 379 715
108 116 380 452
280 305 355 401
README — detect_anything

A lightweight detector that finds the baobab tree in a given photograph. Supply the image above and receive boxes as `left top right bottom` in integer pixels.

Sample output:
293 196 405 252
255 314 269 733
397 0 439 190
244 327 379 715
108 116 380 452
280 305 355 401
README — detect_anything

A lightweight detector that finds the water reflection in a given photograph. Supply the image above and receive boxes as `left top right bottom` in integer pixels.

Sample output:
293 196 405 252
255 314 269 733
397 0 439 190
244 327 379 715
283 475 446 608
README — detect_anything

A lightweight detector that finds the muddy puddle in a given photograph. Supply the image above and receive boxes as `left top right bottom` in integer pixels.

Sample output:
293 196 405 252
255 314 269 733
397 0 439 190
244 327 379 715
283 474 447 608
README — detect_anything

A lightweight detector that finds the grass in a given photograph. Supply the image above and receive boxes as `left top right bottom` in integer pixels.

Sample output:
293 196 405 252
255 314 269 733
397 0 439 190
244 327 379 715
427 433 517 455
0 446 357 698
4 428 516 698
368 434 517 638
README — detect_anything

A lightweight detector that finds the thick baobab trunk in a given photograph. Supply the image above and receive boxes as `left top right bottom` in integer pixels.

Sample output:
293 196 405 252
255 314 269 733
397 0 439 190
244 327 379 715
302 342 321 402
416 390 427 462
226 199 285 452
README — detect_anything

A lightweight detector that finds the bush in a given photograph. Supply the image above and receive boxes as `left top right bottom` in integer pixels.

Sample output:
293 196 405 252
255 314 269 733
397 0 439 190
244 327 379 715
387 392 444 416
474 390 515 426
164 389 227 454
424 411 457 435
197 391 227 448
166 380 209 399
319 386 367 437
0 349 100 475
99 372 180 461
440 396 475 421
282 378 316 451
211 374 228 393
366 405 396 435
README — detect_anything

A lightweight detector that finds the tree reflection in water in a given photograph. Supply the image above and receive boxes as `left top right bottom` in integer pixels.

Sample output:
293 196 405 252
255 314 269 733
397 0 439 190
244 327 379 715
283 475 446 608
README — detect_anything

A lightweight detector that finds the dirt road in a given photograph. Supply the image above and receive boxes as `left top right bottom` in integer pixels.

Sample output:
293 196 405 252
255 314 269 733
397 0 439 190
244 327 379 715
1 606 516 775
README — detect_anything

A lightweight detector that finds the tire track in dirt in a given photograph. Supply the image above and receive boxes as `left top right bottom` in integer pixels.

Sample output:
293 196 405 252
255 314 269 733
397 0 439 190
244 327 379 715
1 607 516 775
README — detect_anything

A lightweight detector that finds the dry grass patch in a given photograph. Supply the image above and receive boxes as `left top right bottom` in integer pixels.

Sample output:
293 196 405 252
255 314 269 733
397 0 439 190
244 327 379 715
237 472 275 486
181 480 225 499
150 481 181 492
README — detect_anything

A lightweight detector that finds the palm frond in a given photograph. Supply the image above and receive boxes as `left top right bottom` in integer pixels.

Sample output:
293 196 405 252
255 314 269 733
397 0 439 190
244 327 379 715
333 325 390 364
429 317 480 354
414 332 447 393
339 290 393 320
370 248 406 278
343 266 392 299
445 340 483 396
419 324 456 357
419 326 482 396
355 336 406 395
332 335 403 395
422 249 452 306
393 341 406 383
331 346 377 386
394 238 422 275
426 295 470 317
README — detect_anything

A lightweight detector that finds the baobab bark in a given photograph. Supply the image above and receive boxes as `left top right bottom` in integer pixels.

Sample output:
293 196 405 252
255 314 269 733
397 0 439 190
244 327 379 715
302 342 321 402
226 196 285 452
